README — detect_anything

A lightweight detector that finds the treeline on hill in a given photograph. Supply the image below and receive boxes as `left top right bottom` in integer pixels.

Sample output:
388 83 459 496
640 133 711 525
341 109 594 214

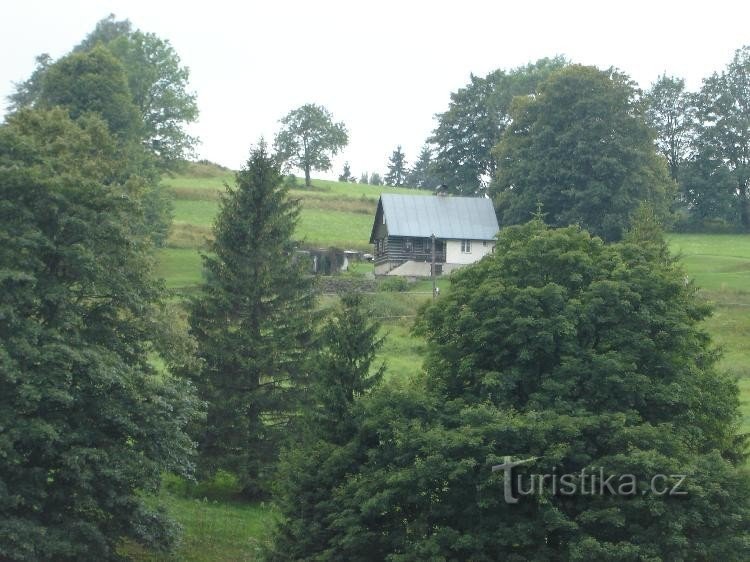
2 12 750 561
412 51 750 234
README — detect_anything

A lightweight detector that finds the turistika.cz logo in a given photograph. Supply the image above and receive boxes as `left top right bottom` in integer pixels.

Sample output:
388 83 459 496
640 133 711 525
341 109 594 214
491 456 687 504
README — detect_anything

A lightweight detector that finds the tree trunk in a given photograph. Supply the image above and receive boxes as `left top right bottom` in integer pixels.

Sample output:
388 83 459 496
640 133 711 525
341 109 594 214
304 165 311 187
740 189 750 231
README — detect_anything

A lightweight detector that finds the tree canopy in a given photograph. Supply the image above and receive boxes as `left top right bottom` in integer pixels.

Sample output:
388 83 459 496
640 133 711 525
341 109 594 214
407 144 439 190
492 65 675 241
37 46 141 141
384 145 408 187
268 293 385 560
0 108 198 560
692 46 750 230
274 103 348 187
269 219 750 559
9 14 199 168
643 74 694 181
187 142 317 498
429 57 567 194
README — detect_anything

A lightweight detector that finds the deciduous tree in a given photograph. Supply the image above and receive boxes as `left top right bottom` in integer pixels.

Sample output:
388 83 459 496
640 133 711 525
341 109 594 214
430 57 567 194
6 54 52 112
0 108 198 560
273 220 750 559
10 14 199 168
643 74 695 181
693 45 750 230
492 65 674 241
37 46 141 141
274 104 348 187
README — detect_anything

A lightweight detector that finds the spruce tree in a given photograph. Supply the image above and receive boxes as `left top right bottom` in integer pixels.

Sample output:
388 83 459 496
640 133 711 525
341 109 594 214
338 161 355 183
407 145 439 189
309 293 385 443
268 293 384 559
384 145 408 187
188 142 316 498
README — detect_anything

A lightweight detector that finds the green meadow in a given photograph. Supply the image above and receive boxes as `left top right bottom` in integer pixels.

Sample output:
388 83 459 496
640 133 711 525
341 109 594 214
141 166 750 560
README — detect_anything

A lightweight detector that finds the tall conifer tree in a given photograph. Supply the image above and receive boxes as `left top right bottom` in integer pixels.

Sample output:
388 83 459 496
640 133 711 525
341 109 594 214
188 142 316 498
269 293 385 559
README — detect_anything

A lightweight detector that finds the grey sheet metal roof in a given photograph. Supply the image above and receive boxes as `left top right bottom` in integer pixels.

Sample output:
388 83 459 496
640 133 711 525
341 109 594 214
373 194 499 241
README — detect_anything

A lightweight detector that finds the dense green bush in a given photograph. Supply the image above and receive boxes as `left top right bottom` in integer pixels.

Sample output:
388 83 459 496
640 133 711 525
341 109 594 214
378 276 410 292
269 219 750 560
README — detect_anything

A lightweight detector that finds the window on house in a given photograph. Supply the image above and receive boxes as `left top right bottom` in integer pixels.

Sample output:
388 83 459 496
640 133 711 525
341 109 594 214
404 238 413 252
461 240 472 253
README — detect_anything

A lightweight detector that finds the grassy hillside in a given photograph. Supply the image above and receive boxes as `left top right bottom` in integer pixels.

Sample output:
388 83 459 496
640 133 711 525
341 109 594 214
668 234 750 396
162 166 419 253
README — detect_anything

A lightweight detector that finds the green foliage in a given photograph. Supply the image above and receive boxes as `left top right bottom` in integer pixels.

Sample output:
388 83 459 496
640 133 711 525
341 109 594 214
0 108 199 560
693 45 750 230
678 152 739 229
643 74 694 180
186 142 317 499
74 13 133 50
359 171 369 184
407 144 439 190
384 145 408 187
378 276 409 292
35 44 172 246
493 65 675 241
12 14 199 167
103 27 199 166
7 15 199 244
430 57 567 194
274 103 348 187
7 53 52 112
270 220 750 559
310 293 385 442
38 46 141 141
268 293 385 559
338 161 355 182
369 171 383 186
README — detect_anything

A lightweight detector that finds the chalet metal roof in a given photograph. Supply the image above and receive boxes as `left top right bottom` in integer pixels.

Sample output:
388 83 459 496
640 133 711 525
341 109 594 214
370 194 499 242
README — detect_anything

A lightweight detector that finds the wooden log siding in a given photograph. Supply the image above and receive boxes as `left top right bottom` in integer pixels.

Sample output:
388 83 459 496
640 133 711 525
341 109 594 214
374 235 445 265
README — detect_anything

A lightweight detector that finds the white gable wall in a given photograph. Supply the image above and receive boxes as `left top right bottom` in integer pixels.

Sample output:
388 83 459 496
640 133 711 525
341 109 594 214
445 239 494 265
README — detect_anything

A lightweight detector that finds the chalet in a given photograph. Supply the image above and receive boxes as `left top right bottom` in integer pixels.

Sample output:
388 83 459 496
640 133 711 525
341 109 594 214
369 194 500 276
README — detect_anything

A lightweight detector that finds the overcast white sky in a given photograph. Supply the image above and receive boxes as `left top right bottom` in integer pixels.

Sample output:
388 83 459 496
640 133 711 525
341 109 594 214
2 1 748 178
